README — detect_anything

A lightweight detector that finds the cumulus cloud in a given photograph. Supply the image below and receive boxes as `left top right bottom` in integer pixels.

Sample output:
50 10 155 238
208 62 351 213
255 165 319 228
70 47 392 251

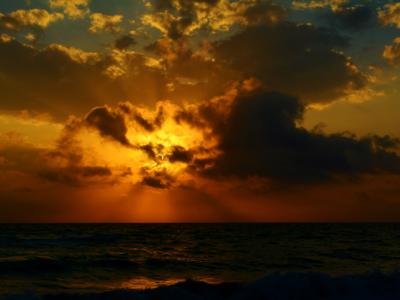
142 0 287 39
177 90 400 183
214 22 366 105
49 0 90 19
383 37 400 66
0 9 63 31
0 8 370 122
0 39 112 118
0 39 168 119
89 12 123 33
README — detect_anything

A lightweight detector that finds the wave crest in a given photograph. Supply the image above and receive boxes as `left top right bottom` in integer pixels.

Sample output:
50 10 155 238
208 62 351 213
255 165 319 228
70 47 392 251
4 272 400 300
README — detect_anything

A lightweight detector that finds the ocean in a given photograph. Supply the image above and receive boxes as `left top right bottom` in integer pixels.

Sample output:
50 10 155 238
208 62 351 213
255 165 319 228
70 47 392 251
1 223 400 299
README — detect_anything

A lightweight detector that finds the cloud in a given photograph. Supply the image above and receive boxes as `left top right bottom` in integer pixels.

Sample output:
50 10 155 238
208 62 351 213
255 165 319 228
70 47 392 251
325 5 377 30
89 13 123 33
47 43 101 64
292 0 348 11
0 11 368 121
114 35 136 50
141 170 174 189
142 0 286 39
0 39 111 118
0 33 14 43
293 1 376 31
38 166 112 186
179 90 400 183
0 137 113 187
379 3 400 28
85 106 131 146
133 106 165 132
0 9 64 31
214 22 367 105
49 0 90 19
0 39 169 120
168 146 193 163
383 37 400 66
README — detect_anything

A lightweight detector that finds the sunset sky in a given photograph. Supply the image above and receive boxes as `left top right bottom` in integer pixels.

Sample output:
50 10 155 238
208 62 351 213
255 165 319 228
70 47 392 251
1 0 400 222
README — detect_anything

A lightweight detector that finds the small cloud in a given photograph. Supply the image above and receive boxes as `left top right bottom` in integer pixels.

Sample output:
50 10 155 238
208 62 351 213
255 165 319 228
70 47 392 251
89 13 123 34
85 106 131 146
168 146 193 163
49 0 90 19
141 170 174 189
114 35 136 50
47 44 101 64
383 37 400 66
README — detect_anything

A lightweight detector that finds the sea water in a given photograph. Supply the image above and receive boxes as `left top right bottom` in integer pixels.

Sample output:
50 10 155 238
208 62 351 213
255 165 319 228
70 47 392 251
1 223 400 299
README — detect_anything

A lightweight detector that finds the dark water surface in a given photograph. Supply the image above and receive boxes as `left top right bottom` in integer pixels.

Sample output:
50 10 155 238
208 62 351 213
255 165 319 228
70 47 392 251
1 223 400 298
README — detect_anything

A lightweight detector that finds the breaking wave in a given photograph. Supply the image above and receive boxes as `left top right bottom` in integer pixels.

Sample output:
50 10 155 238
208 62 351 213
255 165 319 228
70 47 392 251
3 272 400 300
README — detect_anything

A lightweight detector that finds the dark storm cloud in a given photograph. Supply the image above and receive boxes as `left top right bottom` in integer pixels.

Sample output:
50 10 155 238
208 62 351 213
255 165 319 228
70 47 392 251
324 5 377 30
214 22 366 105
140 143 165 162
133 106 165 132
180 91 400 183
85 106 131 146
38 166 112 186
114 35 136 50
141 170 174 189
214 92 400 182
167 146 193 163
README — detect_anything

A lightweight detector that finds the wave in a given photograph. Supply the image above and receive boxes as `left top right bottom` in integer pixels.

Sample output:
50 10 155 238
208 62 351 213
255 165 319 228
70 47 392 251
3 272 400 300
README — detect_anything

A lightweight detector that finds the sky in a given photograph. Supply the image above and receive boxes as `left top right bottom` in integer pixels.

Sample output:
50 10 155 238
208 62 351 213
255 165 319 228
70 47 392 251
0 0 400 222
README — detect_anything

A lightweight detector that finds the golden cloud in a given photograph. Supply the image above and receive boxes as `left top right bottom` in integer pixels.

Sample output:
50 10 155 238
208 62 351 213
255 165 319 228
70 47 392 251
89 12 123 33
141 0 286 39
49 0 90 19
379 3 400 28
0 9 64 31
292 0 349 11
383 37 400 66
47 44 101 64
